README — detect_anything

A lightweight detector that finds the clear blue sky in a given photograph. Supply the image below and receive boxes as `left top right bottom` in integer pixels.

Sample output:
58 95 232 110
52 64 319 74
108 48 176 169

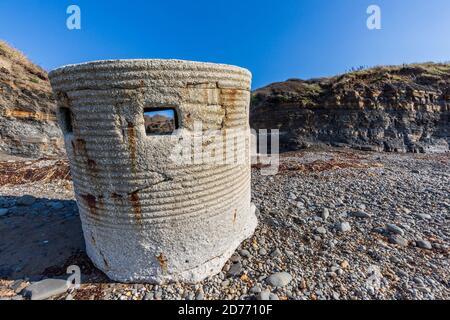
1 0 449 88
144 110 175 119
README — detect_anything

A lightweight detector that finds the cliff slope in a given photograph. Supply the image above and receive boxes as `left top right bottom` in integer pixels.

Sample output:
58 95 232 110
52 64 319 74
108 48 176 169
0 41 63 158
251 63 450 153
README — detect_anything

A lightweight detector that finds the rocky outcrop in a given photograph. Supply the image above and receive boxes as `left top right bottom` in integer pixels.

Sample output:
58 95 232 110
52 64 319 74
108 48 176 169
0 41 64 158
144 114 175 134
251 63 450 153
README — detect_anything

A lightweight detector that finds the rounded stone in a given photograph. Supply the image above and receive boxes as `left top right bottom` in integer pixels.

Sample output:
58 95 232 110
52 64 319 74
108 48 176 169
269 293 279 300
386 223 405 236
257 290 271 300
16 195 36 206
321 208 330 220
416 239 432 250
414 213 432 220
315 226 327 235
389 234 408 247
47 201 65 210
49 59 257 283
195 291 204 300
249 286 262 294
270 248 282 258
337 222 351 233
0 208 9 216
239 249 251 258
227 262 243 277
266 272 293 287
351 211 371 218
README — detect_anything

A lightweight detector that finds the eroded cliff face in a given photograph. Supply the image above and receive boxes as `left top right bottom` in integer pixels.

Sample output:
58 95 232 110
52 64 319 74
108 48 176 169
0 41 64 158
251 63 450 153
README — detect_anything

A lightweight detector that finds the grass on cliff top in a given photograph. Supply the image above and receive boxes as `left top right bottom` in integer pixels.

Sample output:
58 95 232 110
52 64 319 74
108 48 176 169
336 62 450 85
252 62 450 108
343 62 450 76
254 62 450 97
0 41 30 65
0 40 47 81
252 80 324 106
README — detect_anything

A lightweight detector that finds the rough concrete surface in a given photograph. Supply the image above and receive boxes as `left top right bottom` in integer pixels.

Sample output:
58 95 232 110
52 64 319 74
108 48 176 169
48 59 257 283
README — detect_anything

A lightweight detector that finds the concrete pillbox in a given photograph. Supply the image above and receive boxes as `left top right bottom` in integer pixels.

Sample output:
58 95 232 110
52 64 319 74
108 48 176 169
49 59 257 283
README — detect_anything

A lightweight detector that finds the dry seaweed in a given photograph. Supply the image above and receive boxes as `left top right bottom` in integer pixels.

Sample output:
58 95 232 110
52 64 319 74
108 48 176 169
0 159 70 186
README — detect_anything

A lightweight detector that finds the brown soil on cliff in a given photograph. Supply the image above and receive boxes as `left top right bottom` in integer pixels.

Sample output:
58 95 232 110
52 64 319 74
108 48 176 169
0 41 64 158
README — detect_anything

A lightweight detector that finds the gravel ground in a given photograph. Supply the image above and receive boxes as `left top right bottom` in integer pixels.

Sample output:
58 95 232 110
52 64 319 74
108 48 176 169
0 148 449 300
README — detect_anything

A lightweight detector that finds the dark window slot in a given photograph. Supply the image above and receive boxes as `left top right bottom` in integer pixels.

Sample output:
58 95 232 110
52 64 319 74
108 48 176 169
59 107 73 134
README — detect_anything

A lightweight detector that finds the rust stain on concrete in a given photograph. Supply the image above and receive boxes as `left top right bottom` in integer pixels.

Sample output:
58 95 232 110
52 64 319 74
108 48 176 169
70 140 77 156
87 159 97 172
111 192 123 200
126 121 137 172
128 191 143 225
73 138 88 163
90 233 97 245
156 253 168 274
81 193 97 216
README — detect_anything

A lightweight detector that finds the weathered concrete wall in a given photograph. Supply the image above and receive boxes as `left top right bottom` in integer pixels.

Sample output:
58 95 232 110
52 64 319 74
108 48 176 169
49 59 256 283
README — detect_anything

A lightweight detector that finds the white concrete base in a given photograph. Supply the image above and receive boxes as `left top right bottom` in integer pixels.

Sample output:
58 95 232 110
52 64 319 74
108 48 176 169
87 203 258 284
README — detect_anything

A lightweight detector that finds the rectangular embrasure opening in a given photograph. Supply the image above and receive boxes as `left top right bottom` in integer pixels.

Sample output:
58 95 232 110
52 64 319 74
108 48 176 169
59 107 73 134
143 108 178 135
